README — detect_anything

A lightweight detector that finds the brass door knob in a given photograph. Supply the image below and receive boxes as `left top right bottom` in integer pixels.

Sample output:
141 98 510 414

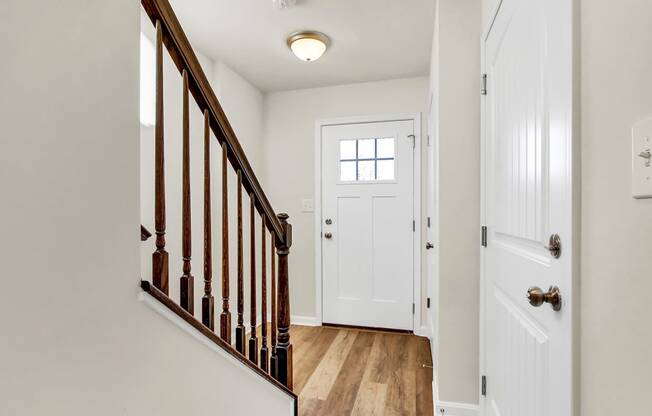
527 286 562 311
324 232 333 239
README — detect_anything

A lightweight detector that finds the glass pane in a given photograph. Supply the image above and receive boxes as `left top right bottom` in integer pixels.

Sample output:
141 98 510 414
358 160 375 181
340 139 356 160
377 138 395 159
376 159 395 180
340 161 356 181
358 139 375 159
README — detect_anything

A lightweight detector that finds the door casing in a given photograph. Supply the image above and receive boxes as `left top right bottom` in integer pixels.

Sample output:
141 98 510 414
314 114 422 332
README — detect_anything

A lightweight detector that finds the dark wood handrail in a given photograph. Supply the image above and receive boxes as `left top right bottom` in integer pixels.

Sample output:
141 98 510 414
141 0 285 243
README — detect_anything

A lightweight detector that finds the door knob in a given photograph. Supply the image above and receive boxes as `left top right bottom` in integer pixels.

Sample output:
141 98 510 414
426 242 434 250
324 232 333 239
527 286 562 311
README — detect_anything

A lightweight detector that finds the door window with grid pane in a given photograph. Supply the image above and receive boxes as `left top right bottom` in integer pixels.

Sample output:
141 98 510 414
339 138 395 182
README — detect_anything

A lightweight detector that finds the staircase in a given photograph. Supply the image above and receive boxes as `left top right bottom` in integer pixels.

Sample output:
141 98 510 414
139 0 296 412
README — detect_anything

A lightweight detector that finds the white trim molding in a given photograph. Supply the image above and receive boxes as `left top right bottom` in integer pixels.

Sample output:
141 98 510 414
291 315 321 327
313 113 423 332
436 401 479 416
414 325 431 338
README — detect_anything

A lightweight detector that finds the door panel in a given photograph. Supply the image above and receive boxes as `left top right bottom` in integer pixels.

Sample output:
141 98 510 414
336 196 366 300
371 195 401 301
322 120 415 330
483 0 574 414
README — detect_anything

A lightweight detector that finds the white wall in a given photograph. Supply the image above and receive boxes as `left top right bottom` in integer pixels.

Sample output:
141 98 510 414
580 0 652 414
212 61 265 173
261 77 429 320
0 2 292 414
429 0 482 406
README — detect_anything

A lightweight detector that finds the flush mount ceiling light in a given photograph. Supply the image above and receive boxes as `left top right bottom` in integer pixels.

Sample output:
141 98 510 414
287 31 330 62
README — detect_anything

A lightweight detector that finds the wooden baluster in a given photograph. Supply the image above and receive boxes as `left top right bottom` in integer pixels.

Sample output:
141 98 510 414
248 194 258 365
235 170 246 354
201 110 214 330
220 143 231 342
179 70 194 314
270 241 278 379
275 213 293 389
260 217 269 372
152 20 169 295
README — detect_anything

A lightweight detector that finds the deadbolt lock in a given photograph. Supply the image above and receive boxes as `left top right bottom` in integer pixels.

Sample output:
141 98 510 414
325 219 332 225
545 234 562 258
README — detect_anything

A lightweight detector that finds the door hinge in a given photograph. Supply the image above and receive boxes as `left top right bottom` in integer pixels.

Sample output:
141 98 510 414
427 217 431 228
481 74 487 95
427 135 431 146
481 226 487 247
482 375 487 396
413 220 416 232
427 297 431 308
408 134 416 148
412 303 415 314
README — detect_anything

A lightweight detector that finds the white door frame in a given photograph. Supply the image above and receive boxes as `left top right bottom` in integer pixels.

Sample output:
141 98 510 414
479 0 580 412
314 113 422 332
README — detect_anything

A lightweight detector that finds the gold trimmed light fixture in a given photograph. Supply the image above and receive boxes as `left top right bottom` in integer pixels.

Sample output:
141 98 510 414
287 31 330 62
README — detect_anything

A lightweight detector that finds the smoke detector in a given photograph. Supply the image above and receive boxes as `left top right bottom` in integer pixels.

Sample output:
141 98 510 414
273 0 297 10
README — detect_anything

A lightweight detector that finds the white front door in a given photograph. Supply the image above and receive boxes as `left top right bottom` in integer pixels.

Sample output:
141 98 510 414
321 119 415 330
482 0 575 415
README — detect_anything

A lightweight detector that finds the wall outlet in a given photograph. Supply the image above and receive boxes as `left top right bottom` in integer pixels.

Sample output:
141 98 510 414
632 118 652 199
301 198 314 212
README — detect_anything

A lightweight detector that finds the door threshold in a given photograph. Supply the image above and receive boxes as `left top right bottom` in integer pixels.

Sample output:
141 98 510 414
322 322 413 335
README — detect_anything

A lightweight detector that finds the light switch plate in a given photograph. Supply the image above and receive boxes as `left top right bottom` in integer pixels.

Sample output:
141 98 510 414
301 198 314 212
632 118 652 199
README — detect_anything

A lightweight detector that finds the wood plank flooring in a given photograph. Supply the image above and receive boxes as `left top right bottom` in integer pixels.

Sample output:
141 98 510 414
291 325 434 416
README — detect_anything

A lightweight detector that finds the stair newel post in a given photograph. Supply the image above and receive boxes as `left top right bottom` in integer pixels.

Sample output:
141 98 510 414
201 110 214 330
260 217 269 372
235 170 246 354
220 142 231 343
275 213 293 389
152 20 169 295
248 194 259 365
270 242 278 379
179 69 194 314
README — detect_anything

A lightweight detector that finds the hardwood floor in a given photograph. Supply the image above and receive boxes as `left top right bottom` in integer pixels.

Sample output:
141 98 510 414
291 325 434 416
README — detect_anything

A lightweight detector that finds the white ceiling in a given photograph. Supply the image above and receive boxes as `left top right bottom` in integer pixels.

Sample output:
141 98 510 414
169 0 436 92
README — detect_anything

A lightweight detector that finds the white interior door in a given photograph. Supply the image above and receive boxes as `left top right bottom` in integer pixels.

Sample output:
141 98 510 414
425 106 438 338
322 119 415 330
482 0 575 415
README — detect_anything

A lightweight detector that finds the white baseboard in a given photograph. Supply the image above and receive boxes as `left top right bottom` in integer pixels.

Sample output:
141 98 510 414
414 324 431 337
435 401 479 416
291 315 321 326
432 381 438 410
